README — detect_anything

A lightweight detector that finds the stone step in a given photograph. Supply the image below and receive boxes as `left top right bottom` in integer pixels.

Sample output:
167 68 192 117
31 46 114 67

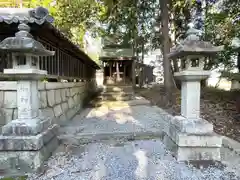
98 94 134 101
103 85 133 93
58 131 163 145
101 91 133 96
91 98 151 107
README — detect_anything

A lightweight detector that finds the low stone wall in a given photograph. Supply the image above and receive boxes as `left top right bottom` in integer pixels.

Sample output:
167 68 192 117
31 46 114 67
0 80 97 127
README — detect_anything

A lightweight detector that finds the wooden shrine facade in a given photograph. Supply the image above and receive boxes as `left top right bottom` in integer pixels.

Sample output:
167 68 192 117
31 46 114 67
100 56 136 85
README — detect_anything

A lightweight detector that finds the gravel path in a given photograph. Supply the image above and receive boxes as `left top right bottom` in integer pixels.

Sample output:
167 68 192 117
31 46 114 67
28 139 240 180
27 99 240 179
60 105 167 135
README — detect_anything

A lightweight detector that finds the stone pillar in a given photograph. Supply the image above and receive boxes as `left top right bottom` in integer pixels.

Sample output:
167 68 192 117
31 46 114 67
109 61 112 78
0 23 58 175
132 60 136 88
17 80 39 119
116 61 120 82
123 63 126 84
181 81 200 119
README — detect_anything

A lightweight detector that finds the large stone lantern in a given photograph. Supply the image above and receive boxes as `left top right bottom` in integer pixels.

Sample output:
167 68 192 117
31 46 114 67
0 23 58 175
166 27 224 162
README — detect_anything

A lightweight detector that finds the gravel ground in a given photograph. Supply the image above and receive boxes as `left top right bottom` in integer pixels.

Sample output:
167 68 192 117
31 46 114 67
28 139 240 180
60 105 167 135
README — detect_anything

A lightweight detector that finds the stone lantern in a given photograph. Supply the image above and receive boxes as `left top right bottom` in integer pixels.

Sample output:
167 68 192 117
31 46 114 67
166 26 224 162
0 23 57 175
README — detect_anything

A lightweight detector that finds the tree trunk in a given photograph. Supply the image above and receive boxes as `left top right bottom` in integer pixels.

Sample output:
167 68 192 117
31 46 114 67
160 0 176 102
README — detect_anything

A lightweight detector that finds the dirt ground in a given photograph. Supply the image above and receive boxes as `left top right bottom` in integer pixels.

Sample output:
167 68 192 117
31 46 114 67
136 85 240 142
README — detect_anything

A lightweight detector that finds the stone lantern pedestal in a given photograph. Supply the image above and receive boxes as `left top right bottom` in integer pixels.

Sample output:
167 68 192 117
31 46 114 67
165 27 224 162
0 23 58 175
175 70 211 119
169 70 222 162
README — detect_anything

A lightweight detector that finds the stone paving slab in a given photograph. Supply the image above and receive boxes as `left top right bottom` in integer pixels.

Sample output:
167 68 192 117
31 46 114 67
27 139 240 180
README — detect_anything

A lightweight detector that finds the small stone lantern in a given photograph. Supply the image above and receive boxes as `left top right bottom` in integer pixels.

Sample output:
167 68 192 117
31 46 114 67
166 26 224 162
1 23 54 123
0 23 57 175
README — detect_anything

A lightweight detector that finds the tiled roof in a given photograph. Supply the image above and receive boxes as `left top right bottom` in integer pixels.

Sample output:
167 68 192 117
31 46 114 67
0 8 53 25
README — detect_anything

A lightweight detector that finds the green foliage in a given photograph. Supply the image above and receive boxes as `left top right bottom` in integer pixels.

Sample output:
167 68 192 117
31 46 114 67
1 0 239 71
204 0 240 70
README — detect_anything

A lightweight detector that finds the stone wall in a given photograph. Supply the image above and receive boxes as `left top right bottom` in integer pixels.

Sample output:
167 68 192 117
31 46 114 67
0 80 97 127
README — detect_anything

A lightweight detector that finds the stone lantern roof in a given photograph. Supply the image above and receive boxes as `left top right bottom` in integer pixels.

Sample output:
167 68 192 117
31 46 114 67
0 23 54 56
168 27 224 59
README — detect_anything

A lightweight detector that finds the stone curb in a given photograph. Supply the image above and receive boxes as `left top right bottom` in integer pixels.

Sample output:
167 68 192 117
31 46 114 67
58 130 163 145
222 136 240 156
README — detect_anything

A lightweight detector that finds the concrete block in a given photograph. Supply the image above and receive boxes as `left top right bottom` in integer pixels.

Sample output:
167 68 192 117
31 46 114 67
78 85 85 94
40 108 55 119
55 89 62 104
66 88 70 97
61 102 69 113
0 124 58 151
176 147 221 161
2 117 51 136
171 116 213 134
62 82 75 88
69 88 75 97
61 89 67 101
39 91 47 108
68 97 75 108
66 108 76 120
0 91 4 103
163 134 221 161
53 104 63 117
37 82 45 90
73 94 80 104
4 91 17 108
45 82 63 90
47 90 55 107
13 108 18 120
0 137 58 176
0 81 17 90
175 133 222 147
2 108 13 124
73 87 79 95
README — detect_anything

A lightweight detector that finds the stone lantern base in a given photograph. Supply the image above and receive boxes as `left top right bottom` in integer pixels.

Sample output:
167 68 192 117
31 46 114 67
0 117 59 175
164 116 222 162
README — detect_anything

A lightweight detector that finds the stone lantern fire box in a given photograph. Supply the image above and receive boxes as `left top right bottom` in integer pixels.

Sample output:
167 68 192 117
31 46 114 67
166 27 224 162
0 23 58 175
